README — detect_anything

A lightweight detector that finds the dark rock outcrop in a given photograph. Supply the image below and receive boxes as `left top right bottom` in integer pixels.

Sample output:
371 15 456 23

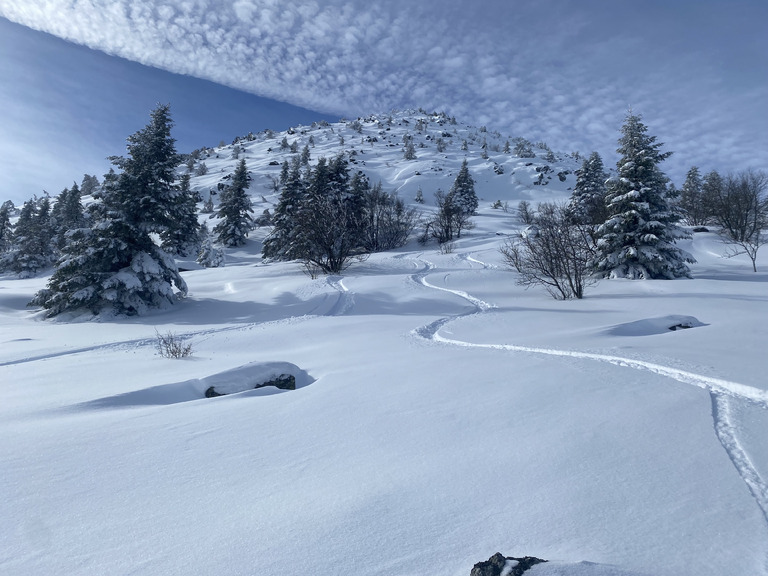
470 552 547 576
205 373 296 398
256 374 296 390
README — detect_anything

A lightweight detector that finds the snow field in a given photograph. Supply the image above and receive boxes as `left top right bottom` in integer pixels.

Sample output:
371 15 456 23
2 113 767 575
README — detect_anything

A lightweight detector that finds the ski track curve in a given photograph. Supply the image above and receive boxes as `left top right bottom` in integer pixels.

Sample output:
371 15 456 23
327 275 355 316
409 251 768 569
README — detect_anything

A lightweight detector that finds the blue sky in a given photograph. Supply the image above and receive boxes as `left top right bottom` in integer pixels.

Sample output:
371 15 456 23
1 0 766 205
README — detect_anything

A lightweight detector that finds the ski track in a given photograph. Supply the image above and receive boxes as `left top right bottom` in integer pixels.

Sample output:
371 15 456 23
409 251 768 570
0 277 359 368
327 275 355 316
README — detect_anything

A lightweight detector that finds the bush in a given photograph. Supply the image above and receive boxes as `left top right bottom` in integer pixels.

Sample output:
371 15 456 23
501 203 597 300
155 330 193 358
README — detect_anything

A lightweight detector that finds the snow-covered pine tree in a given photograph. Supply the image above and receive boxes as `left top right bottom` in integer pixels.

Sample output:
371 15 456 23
263 156 306 260
679 166 706 226
196 224 225 268
701 169 724 225
162 172 202 256
567 151 608 225
594 113 694 279
2 196 56 277
0 200 12 255
448 159 478 215
295 155 366 274
36 104 187 317
213 158 253 247
51 183 87 250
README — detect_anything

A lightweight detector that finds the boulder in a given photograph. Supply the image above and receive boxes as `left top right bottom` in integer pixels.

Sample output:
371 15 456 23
470 553 547 576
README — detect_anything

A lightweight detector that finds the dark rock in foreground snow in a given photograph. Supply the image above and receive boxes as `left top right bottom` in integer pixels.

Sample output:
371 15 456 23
470 553 546 576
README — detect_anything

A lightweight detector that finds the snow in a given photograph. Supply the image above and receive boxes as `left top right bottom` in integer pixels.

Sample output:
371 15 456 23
2 113 767 576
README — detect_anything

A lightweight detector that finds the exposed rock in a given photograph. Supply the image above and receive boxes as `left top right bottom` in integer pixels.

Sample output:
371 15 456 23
256 374 296 390
470 553 547 576
204 386 225 398
205 373 296 397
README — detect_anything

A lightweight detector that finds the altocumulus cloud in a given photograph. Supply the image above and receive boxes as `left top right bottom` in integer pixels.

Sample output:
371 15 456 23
2 0 766 180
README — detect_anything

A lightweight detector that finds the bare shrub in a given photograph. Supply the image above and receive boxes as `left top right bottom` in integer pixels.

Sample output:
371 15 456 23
501 202 597 299
155 329 193 358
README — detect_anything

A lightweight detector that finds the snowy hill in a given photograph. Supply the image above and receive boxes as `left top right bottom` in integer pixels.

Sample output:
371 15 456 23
1 111 767 576
185 109 580 215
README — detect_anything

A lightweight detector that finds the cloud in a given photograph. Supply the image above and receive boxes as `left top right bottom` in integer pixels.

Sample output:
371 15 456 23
1 0 766 182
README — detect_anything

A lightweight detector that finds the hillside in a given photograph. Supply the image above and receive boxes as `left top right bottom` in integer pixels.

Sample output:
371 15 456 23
185 109 580 219
1 111 767 576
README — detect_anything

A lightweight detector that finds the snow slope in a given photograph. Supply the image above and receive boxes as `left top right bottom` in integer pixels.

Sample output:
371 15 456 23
1 112 767 576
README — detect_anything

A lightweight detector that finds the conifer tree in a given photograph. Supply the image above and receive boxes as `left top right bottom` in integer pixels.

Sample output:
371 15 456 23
701 170 724 225
51 183 87 250
568 152 608 225
448 159 478 216
263 157 306 260
680 166 705 225
213 158 253 247
80 174 100 197
0 200 12 255
296 155 366 274
594 113 694 279
37 104 187 317
196 224 225 268
2 196 55 276
162 172 202 256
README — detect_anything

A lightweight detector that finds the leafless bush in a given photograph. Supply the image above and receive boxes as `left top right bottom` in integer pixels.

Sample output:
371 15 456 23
501 202 597 299
155 329 193 359
712 169 768 272
439 241 456 254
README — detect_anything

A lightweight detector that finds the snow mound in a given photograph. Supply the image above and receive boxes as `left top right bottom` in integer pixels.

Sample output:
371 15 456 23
79 361 313 409
528 560 650 575
606 315 706 337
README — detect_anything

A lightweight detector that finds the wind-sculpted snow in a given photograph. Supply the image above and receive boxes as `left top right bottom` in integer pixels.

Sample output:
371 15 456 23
410 249 768 564
77 361 313 409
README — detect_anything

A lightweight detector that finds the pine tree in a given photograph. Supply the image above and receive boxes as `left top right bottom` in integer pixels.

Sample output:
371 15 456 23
448 159 478 216
36 104 187 317
0 200 12 255
295 155 366 274
80 174 100 197
2 196 56 277
213 158 253 247
594 113 694 279
679 166 705 225
263 157 306 260
51 183 87 250
701 170 724 225
196 224 225 268
568 152 608 225
161 172 202 256
403 140 416 160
